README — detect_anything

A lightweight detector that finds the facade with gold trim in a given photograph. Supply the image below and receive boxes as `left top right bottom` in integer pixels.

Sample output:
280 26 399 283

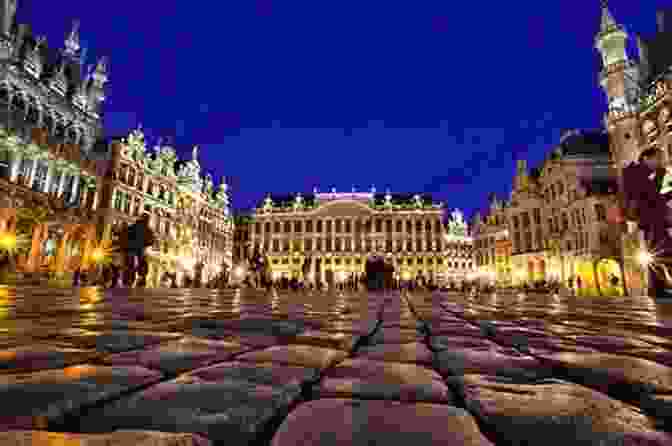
248 189 473 285
0 2 233 285
472 195 511 285
101 129 233 287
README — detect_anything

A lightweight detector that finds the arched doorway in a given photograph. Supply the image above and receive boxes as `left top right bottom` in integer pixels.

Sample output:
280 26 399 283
595 258 624 296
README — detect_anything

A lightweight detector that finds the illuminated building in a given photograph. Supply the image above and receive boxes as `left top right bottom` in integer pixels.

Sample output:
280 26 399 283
102 128 233 286
472 194 511 285
233 213 252 263
0 3 113 278
248 188 473 285
0 2 233 285
504 130 620 291
593 3 672 294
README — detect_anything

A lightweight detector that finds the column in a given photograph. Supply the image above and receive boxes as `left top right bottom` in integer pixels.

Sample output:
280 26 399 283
70 173 80 204
57 172 67 197
43 160 54 193
27 158 38 188
9 152 22 182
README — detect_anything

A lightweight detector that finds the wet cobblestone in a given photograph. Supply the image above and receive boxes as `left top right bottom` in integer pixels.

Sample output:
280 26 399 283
0 286 671 444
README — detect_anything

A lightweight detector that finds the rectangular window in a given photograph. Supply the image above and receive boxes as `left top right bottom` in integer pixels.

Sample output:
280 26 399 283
344 220 351 233
306 220 313 232
316 220 322 233
305 239 313 251
335 219 342 233
326 220 332 232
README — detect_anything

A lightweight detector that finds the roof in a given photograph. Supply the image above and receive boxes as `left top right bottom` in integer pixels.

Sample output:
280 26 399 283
560 130 610 158
582 178 618 196
257 192 440 209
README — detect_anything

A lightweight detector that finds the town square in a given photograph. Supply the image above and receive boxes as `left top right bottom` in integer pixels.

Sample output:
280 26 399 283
2 0 672 444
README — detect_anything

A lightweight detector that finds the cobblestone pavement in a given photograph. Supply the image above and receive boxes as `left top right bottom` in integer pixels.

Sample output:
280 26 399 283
1 286 672 445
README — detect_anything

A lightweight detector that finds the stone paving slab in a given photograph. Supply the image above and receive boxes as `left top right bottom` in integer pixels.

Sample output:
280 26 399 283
314 358 453 403
78 375 301 445
357 342 433 365
237 345 348 370
0 365 162 429
0 344 101 374
0 430 211 445
270 399 494 446
102 337 253 375
454 374 672 446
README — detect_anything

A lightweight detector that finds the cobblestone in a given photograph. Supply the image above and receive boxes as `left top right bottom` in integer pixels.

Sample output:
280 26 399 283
0 286 671 444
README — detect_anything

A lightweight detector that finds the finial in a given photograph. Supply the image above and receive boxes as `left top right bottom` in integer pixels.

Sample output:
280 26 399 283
64 20 81 56
313 186 318 195
95 56 108 74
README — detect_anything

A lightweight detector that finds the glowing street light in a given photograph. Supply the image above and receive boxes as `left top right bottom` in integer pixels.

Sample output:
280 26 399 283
637 250 654 267
0 231 17 252
90 247 105 263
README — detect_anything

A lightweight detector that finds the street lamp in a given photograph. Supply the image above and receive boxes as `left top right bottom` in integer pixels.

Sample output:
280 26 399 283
637 250 654 267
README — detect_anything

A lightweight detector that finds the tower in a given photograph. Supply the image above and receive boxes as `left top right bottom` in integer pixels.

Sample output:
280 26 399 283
0 0 16 36
595 0 641 167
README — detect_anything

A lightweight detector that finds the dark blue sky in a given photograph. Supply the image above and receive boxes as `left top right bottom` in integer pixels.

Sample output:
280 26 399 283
24 0 660 217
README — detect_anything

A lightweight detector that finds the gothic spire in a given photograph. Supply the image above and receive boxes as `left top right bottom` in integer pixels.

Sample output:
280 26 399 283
63 20 81 57
598 0 623 37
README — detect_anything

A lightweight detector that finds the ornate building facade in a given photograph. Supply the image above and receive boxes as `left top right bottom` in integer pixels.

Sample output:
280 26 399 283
594 3 672 295
472 194 511 286
248 188 473 285
0 5 108 209
478 130 621 293
101 128 233 286
0 2 233 286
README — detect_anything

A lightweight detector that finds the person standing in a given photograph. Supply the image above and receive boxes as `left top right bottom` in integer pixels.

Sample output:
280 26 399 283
122 214 156 287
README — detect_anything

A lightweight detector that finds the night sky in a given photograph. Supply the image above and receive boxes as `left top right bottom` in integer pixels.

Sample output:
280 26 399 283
24 0 661 217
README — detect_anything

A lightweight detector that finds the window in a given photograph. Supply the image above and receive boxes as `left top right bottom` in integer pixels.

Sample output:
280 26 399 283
344 220 351 233
295 220 302 233
375 219 382 232
283 240 290 251
255 223 261 234
274 221 281 232
284 221 291 233
406 221 412 233
305 239 312 251
396 220 402 232
533 208 541 225
316 220 322 233
326 220 332 232
265 222 271 233
272 239 279 252
326 238 332 251
594 204 606 222
415 221 422 232
335 219 341 233
316 239 322 251
306 220 313 232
